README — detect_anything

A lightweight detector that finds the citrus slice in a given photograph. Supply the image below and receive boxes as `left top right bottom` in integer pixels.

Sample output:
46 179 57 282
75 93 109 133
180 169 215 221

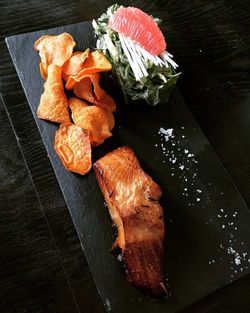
108 6 166 56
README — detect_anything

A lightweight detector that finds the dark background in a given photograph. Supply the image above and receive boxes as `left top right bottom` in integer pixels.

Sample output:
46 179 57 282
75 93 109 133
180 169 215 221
0 0 250 312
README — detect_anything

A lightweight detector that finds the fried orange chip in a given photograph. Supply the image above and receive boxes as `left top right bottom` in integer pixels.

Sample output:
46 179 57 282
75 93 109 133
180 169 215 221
73 73 105 99
68 97 88 108
39 62 47 80
37 64 71 124
69 99 114 146
94 92 117 112
54 123 92 175
62 49 90 78
34 33 76 79
65 51 112 89
73 74 116 112
74 76 95 103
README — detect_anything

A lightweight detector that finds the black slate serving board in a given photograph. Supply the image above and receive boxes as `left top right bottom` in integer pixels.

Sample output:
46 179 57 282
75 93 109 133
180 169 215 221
6 21 250 313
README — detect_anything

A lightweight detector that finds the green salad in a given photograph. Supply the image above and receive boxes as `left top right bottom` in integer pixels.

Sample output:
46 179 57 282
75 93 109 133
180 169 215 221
92 4 181 106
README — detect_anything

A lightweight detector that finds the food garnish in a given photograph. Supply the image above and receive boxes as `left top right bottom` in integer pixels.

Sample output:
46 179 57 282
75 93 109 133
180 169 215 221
94 146 167 296
93 4 181 105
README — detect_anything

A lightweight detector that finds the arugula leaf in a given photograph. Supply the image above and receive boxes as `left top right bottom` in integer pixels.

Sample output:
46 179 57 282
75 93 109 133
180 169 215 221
93 4 181 106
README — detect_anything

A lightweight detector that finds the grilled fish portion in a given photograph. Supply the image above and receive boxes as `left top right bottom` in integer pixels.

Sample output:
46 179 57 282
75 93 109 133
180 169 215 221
94 146 166 296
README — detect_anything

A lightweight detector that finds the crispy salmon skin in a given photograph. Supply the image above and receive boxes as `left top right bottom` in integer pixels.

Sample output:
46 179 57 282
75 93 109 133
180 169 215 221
93 146 167 296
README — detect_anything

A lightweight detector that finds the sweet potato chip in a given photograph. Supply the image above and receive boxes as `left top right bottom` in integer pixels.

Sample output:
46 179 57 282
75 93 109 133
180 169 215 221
34 33 76 79
54 123 92 175
94 92 117 112
74 76 95 103
73 74 116 112
39 62 47 80
69 99 114 146
68 97 88 108
73 73 105 99
62 49 90 78
37 64 71 124
65 51 112 89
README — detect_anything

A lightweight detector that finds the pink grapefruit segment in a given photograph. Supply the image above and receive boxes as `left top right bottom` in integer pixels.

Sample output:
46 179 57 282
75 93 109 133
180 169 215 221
108 7 166 56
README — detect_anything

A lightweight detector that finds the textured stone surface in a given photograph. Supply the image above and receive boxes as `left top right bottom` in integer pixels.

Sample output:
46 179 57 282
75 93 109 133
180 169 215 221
0 0 250 312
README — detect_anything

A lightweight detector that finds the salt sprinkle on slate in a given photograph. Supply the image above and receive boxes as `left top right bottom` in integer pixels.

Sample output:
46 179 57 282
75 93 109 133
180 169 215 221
156 127 202 205
155 126 249 283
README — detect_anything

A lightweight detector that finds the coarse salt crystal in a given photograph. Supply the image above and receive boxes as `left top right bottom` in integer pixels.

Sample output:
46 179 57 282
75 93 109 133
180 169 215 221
159 127 174 141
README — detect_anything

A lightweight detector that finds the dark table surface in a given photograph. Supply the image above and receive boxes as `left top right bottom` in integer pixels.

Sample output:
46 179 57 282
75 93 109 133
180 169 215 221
0 1 250 312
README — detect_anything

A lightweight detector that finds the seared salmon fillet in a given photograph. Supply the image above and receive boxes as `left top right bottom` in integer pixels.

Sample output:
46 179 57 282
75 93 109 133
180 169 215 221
93 146 166 296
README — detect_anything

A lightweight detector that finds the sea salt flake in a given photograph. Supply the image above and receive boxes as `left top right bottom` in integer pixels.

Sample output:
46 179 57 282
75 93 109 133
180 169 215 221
184 149 189 154
227 247 235 254
159 127 174 142
197 198 201 202
196 189 202 193
179 165 184 170
222 224 225 228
